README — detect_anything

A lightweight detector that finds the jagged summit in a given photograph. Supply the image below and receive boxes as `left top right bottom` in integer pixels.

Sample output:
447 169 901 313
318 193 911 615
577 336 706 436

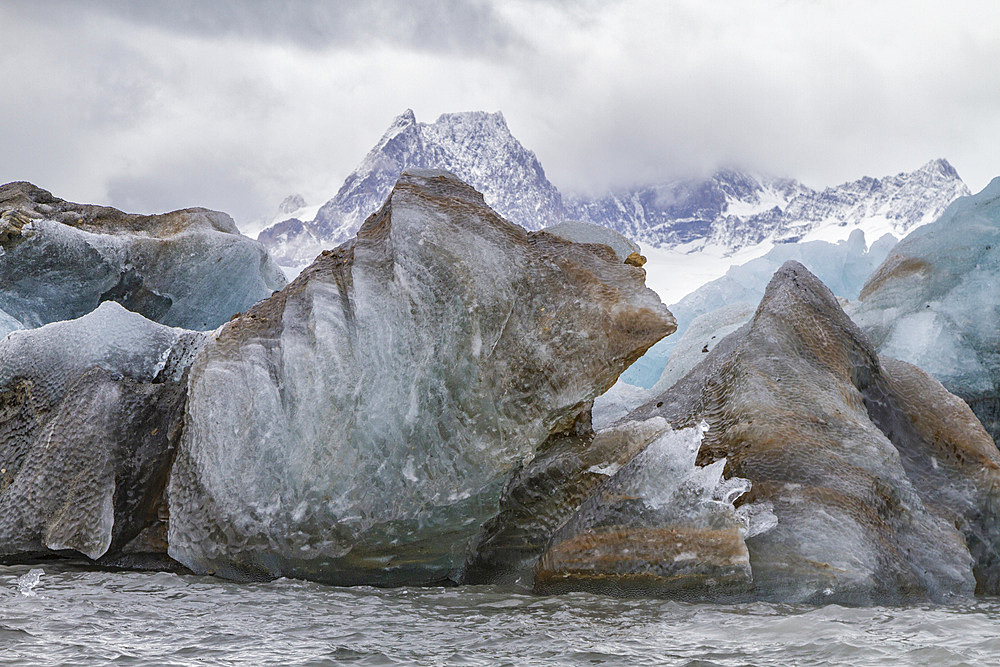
393 107 417 126
916 157 960 179
1 181 59 205
434 109 506 125
276 194 306 215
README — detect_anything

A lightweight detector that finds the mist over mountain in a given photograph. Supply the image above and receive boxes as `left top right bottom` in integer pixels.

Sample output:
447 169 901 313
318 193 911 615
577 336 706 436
568 158 968 250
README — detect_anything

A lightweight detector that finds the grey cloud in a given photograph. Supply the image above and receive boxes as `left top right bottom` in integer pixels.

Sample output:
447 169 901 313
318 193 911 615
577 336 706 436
14 0 524 58
104 158 272 226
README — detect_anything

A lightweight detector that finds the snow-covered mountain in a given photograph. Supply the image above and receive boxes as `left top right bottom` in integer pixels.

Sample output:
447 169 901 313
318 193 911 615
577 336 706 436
259 109 564 269
566 170 809 249
567 159 970 251
257 108 970 276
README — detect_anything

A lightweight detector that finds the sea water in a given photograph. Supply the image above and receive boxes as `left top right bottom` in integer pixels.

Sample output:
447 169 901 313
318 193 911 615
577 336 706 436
2 562 1000 665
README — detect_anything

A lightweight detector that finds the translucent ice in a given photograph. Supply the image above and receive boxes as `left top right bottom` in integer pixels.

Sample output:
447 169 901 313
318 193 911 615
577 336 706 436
533 422 755 598
649 302 757 397
543 220 641 262
0 307 21 339
0 182 286 332
16 569 43 597
465 416 755 596
591 378 653 430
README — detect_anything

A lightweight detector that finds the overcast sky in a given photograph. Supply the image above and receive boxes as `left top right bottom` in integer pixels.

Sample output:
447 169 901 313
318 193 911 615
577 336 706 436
3 0 998 232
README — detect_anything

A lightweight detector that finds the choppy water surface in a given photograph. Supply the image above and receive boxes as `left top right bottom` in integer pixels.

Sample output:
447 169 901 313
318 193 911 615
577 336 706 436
3 563 1000 665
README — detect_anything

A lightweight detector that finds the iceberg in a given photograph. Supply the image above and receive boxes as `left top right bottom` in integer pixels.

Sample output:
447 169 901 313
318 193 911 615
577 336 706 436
598 230 897 422
621 229 897 388
167 170 675 585
0 182 286 333
0 302 203 562
549 262 1000 603
543 220 643 264
466 414 756 597
534 421 756 599
851 178 1000 444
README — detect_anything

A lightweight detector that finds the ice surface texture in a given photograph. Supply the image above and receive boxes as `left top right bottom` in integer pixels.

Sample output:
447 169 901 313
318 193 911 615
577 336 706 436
466 415 755 598
852 179 1000 445
0 182 286 334
542 220 642 263
542 262 1000 603
169 170 674 585
0 303 204 562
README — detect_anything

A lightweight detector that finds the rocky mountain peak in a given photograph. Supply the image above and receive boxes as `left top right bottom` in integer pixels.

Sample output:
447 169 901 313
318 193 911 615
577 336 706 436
396 108 417 125
433 109 507 128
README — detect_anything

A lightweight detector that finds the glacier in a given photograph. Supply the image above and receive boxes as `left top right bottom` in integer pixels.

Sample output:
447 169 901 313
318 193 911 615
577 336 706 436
610 228 897 393
851 178 1000 445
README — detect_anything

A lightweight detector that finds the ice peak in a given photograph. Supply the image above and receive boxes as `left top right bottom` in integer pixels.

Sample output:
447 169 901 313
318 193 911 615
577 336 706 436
0 181 59 208
944 176 1000 213
399 168 463 183
846 228 867 251
983 176 1000 199
0 180 44 194
386 169 488 214
762 260 845 321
